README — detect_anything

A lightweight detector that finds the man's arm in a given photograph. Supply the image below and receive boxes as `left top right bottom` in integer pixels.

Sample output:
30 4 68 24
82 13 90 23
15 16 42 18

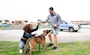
57 14 62 26
41 16 49 23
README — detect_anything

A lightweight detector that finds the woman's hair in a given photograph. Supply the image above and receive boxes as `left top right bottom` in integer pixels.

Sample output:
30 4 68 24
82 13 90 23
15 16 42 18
23 24 32 34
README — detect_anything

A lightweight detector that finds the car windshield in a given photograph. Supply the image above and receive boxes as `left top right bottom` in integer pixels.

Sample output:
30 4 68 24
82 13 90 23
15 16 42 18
63 20 72 24
66 20 72 24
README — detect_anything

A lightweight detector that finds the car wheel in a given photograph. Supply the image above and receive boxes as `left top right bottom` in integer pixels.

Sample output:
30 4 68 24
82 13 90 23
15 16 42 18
74 30 78 32
60 29 63 31
69 27 74 32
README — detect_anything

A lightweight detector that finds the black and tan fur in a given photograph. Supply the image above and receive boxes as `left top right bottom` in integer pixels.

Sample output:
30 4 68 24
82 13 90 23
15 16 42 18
24 30 51 55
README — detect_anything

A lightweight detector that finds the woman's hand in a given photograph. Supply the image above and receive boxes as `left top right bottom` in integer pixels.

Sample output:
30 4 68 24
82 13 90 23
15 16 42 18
37 21 42 25
34 33 39 36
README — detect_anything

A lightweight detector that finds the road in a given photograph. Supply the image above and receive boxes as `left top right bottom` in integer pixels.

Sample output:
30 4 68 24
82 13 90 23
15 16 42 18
0 29 90 42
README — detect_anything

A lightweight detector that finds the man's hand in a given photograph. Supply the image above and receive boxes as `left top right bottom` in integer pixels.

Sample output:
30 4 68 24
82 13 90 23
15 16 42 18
53 24 57 27
53 24 57 29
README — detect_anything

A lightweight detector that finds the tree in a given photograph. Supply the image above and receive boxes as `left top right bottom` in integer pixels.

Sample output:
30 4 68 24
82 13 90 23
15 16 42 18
0 20 2 23
24 20 28 23
4 20 10 24
5 20 9 22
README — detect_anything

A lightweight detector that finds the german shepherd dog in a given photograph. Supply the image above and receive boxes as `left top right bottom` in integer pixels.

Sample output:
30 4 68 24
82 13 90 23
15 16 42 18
24 30 51 55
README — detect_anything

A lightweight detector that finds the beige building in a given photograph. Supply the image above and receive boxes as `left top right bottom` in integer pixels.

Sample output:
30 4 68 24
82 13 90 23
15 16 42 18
12 20 27 25
71 20 90 25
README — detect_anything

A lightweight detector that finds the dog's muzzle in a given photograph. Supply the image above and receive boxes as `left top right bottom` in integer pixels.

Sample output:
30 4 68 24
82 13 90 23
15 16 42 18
48 30 52 33
46 30 52 34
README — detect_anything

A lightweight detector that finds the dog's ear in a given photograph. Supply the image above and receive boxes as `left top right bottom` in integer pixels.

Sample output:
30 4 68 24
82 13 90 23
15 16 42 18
43 30 46 32
49 30 52 32
43 30 48 32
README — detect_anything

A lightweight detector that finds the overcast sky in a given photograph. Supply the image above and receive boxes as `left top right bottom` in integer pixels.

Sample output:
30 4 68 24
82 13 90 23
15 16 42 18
0 0 90 22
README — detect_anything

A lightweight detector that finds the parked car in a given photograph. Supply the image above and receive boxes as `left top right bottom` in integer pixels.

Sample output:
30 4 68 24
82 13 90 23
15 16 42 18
0 23 3 27
0 23 11 27
58 20 81 32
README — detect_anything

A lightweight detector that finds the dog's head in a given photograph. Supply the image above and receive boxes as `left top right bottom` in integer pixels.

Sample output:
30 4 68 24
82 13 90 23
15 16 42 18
43 30 51 34
39 30 51 38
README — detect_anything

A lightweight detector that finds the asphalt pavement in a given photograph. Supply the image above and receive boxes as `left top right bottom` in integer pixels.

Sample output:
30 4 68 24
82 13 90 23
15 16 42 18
0 29 90 42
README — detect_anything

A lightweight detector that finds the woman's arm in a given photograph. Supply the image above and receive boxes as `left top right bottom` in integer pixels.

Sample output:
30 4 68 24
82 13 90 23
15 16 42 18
31 25 39 32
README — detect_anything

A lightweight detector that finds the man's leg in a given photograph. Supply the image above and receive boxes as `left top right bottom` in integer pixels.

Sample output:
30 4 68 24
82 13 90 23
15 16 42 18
52 29 58 50
47 33 53 47
48 33 52 44
53 34 57 47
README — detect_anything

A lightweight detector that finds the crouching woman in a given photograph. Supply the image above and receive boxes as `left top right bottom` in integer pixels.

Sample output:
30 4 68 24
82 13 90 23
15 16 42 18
19 22 40 53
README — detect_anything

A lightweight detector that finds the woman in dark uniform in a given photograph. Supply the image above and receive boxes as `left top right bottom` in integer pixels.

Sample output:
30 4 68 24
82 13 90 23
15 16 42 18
19 22 40 53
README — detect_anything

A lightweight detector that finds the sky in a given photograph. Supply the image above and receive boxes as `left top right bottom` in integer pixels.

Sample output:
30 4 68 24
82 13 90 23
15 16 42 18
0 0 90 22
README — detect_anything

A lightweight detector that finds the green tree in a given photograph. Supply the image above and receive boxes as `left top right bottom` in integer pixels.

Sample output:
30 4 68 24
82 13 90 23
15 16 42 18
4 20 10 24
24 20 28 23
0 20 2 23
5 20 9 22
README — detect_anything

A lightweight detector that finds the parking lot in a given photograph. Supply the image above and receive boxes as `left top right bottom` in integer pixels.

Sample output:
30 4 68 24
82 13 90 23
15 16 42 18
0 29 90 42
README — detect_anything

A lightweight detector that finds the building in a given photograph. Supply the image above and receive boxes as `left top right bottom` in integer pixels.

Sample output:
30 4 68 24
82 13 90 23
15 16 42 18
71 20 90 25
12 20 28 25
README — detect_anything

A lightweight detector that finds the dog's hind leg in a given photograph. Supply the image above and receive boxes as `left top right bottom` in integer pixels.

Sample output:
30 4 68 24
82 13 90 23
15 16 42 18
24 44 30 55
29 48 35 55
28 38 36 55
38 44 40 51
24 45 28 55
29 43 35 55
24 40 30 55
42 42 47 51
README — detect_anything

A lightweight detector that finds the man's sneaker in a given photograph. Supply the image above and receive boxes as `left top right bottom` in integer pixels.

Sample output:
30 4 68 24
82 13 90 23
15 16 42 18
47 43 53 47
52 47 57 50
19 49 23 53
